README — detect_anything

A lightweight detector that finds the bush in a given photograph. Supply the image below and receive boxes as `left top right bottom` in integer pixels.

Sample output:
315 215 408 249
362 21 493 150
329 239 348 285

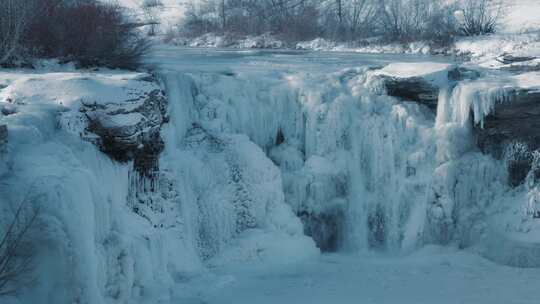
1 0 149 69
459 0 501 36
30 1 149 69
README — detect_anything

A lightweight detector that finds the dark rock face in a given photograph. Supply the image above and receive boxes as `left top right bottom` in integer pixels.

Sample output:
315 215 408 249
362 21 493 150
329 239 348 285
0 124 6 143
84 88 167 177
376 66 481 109
475 89 540 186
496 54 537 65
298 208 345 252
378 75 439 109
447 66 482 82
0 124 7 174
0 124 7 153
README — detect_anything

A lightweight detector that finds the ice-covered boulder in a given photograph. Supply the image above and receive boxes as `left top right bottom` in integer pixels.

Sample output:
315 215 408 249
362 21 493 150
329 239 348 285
84 88 167 176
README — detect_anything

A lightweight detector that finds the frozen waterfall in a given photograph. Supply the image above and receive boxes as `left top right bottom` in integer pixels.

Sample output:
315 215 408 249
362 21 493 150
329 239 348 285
2 50 539 303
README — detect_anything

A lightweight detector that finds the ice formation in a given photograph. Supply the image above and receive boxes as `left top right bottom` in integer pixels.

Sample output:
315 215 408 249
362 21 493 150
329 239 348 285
1 53 540 303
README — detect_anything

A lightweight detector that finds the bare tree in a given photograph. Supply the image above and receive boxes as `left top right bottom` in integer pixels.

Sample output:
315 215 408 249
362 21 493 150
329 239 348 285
0 197 39 296
182 0 319 41
378 0 457 42
0 0 37 65
347 0 378 38
142 0 162 36
142 0 162 8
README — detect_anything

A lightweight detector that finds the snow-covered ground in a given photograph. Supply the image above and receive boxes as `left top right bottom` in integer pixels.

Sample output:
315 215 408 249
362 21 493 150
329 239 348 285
177 246 540 304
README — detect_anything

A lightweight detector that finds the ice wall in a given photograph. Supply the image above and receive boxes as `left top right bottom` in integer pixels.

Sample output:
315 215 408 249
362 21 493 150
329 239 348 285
0 105 200 304
168 65 538 255
170 67 440 251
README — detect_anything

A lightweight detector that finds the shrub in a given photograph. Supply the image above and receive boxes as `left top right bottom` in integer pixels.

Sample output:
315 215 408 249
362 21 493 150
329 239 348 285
29 1 150 69
1 0 149 69
458 0 501 36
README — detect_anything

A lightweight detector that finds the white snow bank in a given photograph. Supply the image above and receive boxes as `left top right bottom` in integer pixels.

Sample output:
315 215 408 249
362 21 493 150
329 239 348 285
296 38 432 55
180 33 286 49
0 70 158 109
500 0 540 34
455 33 540 68
375 62 452 79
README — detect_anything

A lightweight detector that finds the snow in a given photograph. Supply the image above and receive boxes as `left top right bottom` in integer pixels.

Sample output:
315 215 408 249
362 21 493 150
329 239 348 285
454 32 540 68
0 70 158 109
375 62 452 78
176 246 540 304
500 0 540 34
296 38 433 55
179 33 286 49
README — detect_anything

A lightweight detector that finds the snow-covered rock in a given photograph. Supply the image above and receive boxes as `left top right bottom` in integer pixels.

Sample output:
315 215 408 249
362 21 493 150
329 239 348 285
84 86 167 176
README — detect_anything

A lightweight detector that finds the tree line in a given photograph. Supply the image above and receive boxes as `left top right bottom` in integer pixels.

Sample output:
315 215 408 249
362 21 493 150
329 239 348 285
0 0 148 69
181 0 502 45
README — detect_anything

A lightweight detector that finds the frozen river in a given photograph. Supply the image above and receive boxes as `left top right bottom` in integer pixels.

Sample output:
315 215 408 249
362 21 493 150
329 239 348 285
148 46 455 74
